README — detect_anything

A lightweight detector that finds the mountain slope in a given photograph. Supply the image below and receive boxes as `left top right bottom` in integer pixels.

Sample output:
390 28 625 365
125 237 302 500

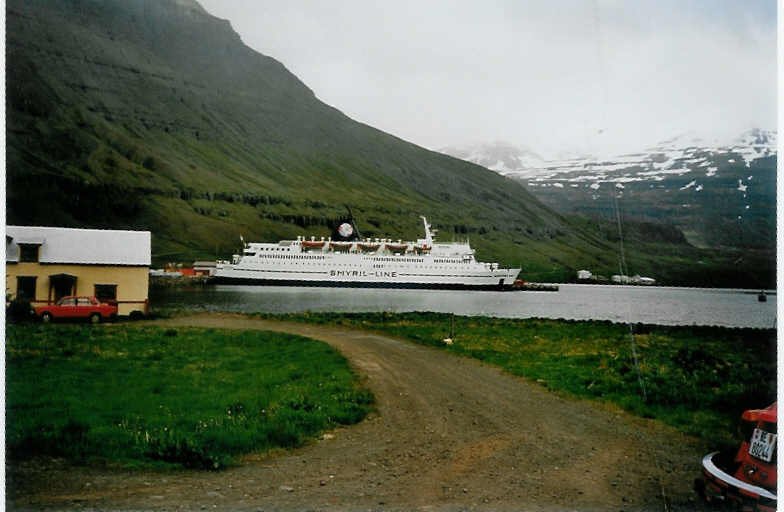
5 0 772 286
442 132 777 251
6 2 556 252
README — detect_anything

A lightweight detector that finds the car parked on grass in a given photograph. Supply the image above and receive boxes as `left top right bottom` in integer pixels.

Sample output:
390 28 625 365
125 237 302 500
34 296 118 323
697 402 777 511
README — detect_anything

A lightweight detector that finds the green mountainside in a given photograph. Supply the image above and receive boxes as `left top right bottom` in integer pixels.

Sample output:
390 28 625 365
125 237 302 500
521 155 776 252
5 0 773 287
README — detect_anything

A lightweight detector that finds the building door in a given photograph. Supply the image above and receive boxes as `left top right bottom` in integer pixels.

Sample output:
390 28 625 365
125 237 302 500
49 274 77 302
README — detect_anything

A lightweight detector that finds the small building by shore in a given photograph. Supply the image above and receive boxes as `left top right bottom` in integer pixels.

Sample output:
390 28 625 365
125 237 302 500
577 269 593 280
193 261 217 277
6 226 151 316
612 274 656 285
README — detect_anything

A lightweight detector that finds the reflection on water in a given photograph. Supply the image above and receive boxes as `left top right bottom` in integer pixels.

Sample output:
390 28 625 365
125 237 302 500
150 284 776 328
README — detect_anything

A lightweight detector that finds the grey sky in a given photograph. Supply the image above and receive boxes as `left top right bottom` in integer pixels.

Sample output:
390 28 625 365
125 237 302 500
198 0 777 157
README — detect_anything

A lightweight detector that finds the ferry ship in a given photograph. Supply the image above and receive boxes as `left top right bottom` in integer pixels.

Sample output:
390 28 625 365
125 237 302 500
213 217 520 290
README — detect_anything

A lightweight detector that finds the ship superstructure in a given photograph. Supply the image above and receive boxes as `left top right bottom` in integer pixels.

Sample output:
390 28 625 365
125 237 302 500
213 217 520 290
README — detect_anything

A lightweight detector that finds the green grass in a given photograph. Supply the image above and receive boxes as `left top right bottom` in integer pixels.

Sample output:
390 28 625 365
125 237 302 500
6 324 373 469
263 312 776 450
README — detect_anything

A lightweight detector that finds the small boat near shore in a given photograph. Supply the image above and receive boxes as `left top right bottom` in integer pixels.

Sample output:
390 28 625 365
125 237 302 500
512 280 559 292
212 216 520 290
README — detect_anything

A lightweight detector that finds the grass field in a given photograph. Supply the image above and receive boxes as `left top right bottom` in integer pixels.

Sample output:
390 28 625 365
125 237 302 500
263 312 776 450
6 324 373 469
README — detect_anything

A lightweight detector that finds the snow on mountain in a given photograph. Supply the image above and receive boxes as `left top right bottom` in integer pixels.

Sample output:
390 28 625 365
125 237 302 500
440 129 777 186
441 129 776 251
440 141 545 176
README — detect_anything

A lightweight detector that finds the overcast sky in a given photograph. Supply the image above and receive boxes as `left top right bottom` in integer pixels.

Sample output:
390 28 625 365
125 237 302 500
198 0 777 158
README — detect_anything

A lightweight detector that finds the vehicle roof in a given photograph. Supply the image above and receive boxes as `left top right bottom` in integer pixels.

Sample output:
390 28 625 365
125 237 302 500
742 402 777 424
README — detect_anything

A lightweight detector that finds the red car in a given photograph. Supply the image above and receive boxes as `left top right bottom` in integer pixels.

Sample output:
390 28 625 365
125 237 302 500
698 402 777 511
35 296 118 323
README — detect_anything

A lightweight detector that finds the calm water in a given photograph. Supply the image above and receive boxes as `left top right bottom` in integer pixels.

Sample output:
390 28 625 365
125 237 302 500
150 284 777 328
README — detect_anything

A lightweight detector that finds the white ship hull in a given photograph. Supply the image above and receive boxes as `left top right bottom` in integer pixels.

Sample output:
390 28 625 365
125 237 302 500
213 217 521 290
214 258 520 289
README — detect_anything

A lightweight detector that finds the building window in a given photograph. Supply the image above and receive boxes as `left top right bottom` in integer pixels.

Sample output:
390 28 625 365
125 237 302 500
19 244 40 263
94 284 118 302
16 276 37 301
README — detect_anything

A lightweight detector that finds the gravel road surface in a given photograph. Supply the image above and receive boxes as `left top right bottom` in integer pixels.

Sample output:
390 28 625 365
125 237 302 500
8 313 708 511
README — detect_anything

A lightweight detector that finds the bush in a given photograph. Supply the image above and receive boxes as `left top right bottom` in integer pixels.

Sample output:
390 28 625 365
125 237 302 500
6 298 34 323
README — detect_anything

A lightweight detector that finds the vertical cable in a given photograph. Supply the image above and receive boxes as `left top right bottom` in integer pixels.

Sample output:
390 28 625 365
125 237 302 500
595 2 667 509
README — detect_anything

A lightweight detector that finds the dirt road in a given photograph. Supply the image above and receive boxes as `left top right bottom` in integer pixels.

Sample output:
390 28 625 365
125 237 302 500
9 313 707 511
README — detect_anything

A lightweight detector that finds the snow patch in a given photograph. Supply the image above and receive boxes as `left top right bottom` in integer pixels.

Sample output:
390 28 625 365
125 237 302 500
637 168 692 177
680 180 696 191
737 180 747 192
611 176 646 183
490 160 510 172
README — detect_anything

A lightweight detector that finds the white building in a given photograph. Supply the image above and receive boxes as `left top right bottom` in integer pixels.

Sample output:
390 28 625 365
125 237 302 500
577 270 593 280
6 226 151 316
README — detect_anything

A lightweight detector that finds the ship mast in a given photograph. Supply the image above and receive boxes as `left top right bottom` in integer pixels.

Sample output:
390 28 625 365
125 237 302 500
421 216 434 246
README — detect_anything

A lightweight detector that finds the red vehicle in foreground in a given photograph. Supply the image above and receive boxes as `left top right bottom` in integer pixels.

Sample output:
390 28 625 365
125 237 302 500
34 296 118 323
697 402 777 511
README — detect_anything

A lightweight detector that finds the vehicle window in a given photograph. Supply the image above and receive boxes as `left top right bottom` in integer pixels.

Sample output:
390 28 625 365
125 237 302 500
59 297 76 306
77 298 92 306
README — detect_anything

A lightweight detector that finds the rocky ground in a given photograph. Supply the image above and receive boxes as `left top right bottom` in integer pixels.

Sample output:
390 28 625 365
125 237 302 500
7 313 710 511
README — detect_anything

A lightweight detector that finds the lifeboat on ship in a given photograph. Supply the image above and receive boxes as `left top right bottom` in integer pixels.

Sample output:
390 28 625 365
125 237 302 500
357 243 380 252
301 240 325 251
330 241 353 252
384 243 409 253
413 245 431 254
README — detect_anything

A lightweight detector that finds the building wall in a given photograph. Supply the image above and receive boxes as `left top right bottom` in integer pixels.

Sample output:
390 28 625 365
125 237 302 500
6 263 149 316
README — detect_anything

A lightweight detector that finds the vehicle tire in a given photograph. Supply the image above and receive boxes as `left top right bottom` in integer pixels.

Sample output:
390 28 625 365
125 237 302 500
90 313 101 324
41 312 53 323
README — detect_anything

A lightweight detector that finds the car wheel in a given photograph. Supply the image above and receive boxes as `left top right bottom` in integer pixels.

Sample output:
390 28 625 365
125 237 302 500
41 312 53 323
90 313 101 324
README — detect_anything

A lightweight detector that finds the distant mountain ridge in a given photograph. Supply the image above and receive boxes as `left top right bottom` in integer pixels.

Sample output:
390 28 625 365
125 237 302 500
441 130 777 251
441 129 777 180
439 141 545 177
